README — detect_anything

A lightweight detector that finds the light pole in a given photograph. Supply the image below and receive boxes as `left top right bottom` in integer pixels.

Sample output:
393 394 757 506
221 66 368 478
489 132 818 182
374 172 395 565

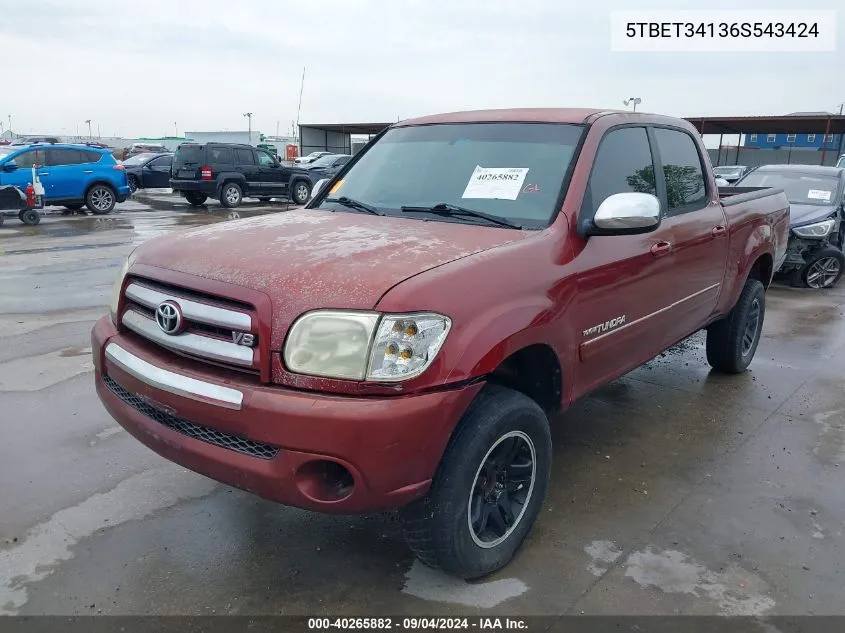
174 121 178 137
623 97 642 112
7 115 11 138
243 112 253 144
85 119 92 139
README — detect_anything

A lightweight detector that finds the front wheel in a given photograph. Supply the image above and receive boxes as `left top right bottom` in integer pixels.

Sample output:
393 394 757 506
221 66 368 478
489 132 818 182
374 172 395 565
85 185 116 214
291 180 311 205
20 208 40 226
220 182 243 208
706 278 765 373
800 247 844 289
401 385 551 579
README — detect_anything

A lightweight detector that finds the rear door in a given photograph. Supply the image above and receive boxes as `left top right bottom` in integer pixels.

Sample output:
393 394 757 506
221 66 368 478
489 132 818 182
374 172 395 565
568 126 681 398
172 144 205 179
45 148 87 199
257 149 286 195
234 148 260 195
144 155 173 188
649 126 728 339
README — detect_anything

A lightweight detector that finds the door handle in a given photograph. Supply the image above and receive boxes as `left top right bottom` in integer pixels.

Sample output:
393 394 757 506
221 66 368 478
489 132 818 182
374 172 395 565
38 171 49 176
83 170 93 174
712 225 727 237
650 241 672 257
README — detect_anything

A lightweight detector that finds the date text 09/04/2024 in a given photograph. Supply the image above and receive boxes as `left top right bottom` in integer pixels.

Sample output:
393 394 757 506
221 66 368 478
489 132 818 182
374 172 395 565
308 617 529 631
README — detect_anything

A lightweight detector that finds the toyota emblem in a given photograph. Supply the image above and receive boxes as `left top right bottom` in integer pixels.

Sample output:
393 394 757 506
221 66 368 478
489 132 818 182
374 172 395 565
155 301 184 335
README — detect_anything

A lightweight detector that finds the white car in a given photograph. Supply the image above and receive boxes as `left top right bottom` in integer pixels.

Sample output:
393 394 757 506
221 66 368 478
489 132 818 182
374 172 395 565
295 151 333 165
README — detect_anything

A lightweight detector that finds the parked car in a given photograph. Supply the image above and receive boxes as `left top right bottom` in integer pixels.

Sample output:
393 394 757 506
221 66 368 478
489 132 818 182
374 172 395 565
11 136 60 146
713 165 748 183
734 164 845 288
124 143 169 160
94 108 788 579
301 154 352 182
294 151 332 165
122 152 173 193
170 142 312 208
0 143 130 213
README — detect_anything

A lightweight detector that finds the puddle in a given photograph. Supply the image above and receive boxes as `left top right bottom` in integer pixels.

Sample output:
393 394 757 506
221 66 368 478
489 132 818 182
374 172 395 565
401 561 528 608
583 540 623 577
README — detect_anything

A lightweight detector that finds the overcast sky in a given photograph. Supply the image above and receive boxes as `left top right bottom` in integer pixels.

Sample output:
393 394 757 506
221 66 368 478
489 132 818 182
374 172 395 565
1 0 842 138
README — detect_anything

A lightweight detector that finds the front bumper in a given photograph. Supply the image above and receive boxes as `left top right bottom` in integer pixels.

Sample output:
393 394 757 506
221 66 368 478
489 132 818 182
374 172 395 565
92 316 482 514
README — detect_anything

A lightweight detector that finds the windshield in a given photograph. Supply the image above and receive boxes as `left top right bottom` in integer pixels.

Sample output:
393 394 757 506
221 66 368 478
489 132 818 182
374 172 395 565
122 153 155 165
317 123 584 229
738 171 840 205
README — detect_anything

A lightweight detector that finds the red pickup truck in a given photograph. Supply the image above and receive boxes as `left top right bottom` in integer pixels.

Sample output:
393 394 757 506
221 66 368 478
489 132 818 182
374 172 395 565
92 108 789 579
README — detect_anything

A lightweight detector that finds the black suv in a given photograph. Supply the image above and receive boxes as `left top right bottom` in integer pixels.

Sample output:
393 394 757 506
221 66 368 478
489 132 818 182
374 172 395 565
170 142 312 208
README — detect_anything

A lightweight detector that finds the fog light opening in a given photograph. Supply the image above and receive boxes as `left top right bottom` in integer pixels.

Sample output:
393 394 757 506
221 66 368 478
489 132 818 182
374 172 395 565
295 460 355 502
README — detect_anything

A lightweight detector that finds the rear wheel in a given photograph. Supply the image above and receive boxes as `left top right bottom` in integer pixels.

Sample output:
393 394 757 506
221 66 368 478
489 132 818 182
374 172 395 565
401 385 551 579
706 278 765 373
220 182 243 208
20 209 40 226
800 247 844 289
291 180 311 205
184 191 208 207
85 185 116 214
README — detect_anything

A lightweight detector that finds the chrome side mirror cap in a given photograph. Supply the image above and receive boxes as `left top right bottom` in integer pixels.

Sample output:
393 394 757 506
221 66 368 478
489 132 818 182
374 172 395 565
590 192 661 235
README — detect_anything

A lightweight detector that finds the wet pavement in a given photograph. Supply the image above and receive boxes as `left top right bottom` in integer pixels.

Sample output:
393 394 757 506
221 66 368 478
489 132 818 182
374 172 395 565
1 198 844 616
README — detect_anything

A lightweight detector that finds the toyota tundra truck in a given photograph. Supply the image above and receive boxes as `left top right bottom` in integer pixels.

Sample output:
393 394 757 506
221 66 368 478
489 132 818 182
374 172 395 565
92 109 789 579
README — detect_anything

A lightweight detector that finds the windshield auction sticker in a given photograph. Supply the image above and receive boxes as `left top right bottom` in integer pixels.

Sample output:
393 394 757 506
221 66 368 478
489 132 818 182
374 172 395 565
807 189 832 201
462 166 529 200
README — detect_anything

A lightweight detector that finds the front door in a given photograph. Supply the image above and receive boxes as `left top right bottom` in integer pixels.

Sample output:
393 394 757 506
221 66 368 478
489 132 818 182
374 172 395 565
566 126 681 400
2 148 48 194
45 148 87 199
257 149 286 196
144 155 173 188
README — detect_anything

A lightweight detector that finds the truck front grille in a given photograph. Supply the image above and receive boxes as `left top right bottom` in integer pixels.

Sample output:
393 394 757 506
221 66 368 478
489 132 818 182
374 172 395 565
104 374 280 460
121 279 258 372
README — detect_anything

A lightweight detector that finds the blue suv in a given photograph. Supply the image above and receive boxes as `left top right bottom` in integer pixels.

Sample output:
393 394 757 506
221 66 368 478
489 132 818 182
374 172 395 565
0 143 130 213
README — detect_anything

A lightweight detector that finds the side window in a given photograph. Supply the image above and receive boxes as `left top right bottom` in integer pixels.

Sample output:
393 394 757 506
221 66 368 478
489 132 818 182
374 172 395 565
209 147 233 164
12 150 44 169
583 127 655 217
148 155 172 168
235 148 255 165
82 150 102 163
653 128 707 216
257 151 275 167
46 149 84 166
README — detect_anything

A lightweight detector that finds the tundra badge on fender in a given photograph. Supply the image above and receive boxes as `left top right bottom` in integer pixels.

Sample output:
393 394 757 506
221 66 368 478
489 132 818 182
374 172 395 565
583 316 626 338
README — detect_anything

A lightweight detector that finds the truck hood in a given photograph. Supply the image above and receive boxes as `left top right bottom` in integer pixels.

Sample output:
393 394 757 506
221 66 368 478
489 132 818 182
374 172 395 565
789 203 837 228
133 209 531 349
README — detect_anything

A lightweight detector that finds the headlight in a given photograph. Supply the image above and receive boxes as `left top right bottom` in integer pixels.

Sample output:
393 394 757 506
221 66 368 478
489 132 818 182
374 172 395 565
109 256 132 324
793 219 835 238
284 311 451 381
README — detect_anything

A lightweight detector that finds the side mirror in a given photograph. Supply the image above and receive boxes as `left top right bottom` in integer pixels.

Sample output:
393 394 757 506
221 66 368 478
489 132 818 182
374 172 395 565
590 192 661 235
310 178 330 200
2 160 18 172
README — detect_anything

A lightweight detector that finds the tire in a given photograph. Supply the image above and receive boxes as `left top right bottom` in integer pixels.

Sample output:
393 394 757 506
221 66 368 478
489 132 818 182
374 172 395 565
64 203 84 210
85 184 116 214
220 182 243 208
20 209 40 226
400 385 552 579
291 179 311 205
184 192 208 207
706 278 765 374
127 175 139 193
799 247 844 289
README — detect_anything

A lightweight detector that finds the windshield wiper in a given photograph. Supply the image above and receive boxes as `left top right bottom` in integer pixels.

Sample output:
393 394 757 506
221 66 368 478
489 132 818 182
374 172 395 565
324 196 384 216
400 203 523 229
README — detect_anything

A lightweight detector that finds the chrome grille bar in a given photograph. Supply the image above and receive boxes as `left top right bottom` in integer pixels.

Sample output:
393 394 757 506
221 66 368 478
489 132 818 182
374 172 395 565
122 310 254 367
125 282 252 330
